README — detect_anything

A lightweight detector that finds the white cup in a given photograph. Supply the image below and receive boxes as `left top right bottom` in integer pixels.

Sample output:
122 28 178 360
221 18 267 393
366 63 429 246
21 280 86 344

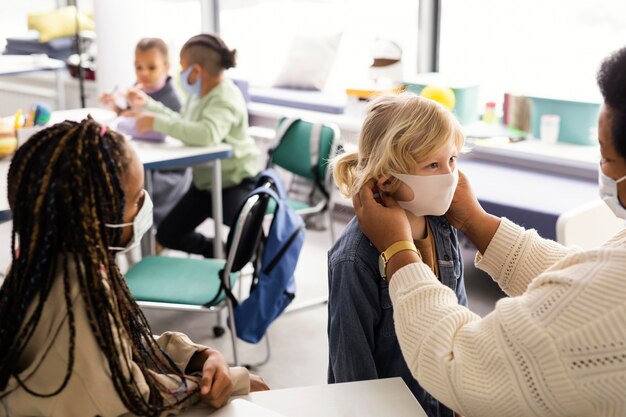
540 114 560 144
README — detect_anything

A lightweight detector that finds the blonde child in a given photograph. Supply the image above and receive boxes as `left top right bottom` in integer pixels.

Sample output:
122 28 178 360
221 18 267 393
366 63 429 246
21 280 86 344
327 93 467 417
100 37 190 227
125 33 260 257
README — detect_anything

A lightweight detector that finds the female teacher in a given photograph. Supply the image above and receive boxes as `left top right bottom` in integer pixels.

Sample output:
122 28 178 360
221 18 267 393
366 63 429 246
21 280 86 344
352 47 626 417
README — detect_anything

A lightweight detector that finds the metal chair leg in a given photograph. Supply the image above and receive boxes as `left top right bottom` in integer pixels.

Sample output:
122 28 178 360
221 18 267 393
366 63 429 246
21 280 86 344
242 331 272 370
225 297 239 366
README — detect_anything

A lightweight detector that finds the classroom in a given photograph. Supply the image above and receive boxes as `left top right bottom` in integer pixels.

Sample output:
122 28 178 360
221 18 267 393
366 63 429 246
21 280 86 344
1 1 625 416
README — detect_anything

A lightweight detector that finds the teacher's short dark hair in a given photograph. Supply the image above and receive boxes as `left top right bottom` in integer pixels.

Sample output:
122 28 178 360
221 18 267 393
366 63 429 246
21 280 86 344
598 46 626 160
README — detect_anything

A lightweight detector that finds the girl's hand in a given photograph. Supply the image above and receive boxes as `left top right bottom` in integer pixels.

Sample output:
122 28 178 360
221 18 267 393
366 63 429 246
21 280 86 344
125 87 148 111
135 114 155 133
198 349 234 408
249 374 270 392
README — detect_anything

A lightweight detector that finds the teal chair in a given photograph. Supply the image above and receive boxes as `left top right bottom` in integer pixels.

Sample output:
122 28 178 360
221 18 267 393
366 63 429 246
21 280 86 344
267 117 341 243
125 190 271 366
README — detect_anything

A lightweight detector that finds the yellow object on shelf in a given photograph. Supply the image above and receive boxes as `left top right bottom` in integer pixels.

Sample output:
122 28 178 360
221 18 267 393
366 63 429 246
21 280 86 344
420 85 456 110
28 6 95 42
346 84 404 100
0 137 18 158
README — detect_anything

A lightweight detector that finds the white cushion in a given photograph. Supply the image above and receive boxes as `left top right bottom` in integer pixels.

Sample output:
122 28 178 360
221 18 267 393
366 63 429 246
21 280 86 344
273 33 342 91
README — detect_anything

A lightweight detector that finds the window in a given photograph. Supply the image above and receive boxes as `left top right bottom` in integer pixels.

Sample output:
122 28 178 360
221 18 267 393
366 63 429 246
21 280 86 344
439 0 626 105
220 0 420 92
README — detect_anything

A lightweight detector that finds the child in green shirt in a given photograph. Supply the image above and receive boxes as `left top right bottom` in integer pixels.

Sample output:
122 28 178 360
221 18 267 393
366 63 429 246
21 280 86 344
127 33 261 257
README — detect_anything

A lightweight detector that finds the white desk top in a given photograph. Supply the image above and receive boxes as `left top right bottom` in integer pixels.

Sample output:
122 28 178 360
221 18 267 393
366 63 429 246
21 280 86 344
0 54 66 76
181 378 426 417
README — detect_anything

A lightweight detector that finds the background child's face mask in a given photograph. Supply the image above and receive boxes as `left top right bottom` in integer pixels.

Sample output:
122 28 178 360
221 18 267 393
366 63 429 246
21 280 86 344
393 169 459 216
180 66 201 96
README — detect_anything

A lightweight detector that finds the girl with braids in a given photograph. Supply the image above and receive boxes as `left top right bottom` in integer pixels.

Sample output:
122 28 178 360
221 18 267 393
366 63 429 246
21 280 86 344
126 33 261 258
0 118 268 416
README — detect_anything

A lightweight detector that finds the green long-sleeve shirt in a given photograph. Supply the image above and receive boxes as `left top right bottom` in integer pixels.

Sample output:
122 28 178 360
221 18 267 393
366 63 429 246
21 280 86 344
147 78 260 190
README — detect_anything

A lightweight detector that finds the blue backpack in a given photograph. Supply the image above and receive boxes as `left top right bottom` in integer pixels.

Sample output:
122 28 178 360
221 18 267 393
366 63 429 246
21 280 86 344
225 169 305 343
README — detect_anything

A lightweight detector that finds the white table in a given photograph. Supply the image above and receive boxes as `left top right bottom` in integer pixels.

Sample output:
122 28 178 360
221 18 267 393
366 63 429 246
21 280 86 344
181 378 427 417
0 55 67 110
0 108 234 258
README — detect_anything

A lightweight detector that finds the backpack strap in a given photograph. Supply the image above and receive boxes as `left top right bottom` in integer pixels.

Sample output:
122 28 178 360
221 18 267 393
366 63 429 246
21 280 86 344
308 123 331 209
309 123 322 175
255 168 287 199
203 186 283 308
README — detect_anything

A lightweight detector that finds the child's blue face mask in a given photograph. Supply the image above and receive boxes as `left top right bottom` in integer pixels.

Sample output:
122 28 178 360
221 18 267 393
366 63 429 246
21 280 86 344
180 66 201 96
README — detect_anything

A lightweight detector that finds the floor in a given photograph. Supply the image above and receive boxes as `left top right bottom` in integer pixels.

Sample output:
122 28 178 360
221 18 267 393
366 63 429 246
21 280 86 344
0 210 505 391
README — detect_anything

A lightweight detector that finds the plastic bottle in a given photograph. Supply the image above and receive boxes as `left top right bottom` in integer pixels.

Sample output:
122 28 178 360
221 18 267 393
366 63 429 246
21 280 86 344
483 101 497 124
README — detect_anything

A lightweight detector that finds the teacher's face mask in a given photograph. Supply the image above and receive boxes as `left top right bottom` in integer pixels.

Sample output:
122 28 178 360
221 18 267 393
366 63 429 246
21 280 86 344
598 165 626 220
393 169 458 217
106 191 153 253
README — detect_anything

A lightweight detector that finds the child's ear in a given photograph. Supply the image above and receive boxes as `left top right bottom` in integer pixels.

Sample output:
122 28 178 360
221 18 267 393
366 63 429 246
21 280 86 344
377 175 395 193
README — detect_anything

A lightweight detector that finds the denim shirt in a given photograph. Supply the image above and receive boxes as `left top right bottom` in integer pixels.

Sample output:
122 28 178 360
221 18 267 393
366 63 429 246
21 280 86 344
327 216 467 417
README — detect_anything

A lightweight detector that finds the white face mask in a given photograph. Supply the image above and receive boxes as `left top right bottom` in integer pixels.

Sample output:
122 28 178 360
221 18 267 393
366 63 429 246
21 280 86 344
598 165 626 220
393 169 459 216
106 191 153 253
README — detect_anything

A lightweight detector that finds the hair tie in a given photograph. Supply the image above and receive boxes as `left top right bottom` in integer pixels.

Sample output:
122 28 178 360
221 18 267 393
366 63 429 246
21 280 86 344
100 124 108 137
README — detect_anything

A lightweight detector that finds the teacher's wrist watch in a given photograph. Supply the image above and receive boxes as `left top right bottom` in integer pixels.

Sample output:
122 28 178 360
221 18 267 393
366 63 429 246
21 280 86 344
378 240 421 280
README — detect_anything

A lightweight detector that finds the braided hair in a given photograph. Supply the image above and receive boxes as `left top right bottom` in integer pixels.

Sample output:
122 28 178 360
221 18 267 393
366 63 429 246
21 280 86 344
0 118 196 415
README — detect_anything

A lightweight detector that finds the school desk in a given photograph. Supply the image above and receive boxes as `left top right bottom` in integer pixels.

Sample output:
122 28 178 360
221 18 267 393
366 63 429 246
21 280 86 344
0 108 234 258
0 55 67 110
180 377 427 417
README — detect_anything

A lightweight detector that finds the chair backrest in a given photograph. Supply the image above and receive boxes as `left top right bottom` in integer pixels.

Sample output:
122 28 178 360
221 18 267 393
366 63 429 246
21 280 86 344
225 191 271 273
269 117 340 183
556 199 625 249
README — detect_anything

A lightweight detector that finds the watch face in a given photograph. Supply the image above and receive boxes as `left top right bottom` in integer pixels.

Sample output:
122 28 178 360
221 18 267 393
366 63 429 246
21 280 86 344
378 254 386 278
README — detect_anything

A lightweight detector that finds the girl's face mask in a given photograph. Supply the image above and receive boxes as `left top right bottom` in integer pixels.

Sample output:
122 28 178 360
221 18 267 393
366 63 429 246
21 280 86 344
598 165 626 220
180 66 201 96
393 168 459 217
105 191 153 253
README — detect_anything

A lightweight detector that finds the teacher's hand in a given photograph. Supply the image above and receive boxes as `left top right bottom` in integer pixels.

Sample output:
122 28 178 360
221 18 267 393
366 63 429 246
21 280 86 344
445 170 484 234
445 170 501 254
352 179 412 252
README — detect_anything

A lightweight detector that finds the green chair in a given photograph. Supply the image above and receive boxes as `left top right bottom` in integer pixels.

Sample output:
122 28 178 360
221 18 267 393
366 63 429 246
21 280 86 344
125 190 271 366
267 117 341 243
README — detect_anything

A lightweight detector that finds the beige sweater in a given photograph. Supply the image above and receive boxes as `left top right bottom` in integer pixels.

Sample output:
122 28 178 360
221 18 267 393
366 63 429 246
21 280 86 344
390 218 626 417
0 257 250 417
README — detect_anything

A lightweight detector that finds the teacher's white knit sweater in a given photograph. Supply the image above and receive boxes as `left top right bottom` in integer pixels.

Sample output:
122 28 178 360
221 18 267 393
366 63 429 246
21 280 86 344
390 218 626 417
